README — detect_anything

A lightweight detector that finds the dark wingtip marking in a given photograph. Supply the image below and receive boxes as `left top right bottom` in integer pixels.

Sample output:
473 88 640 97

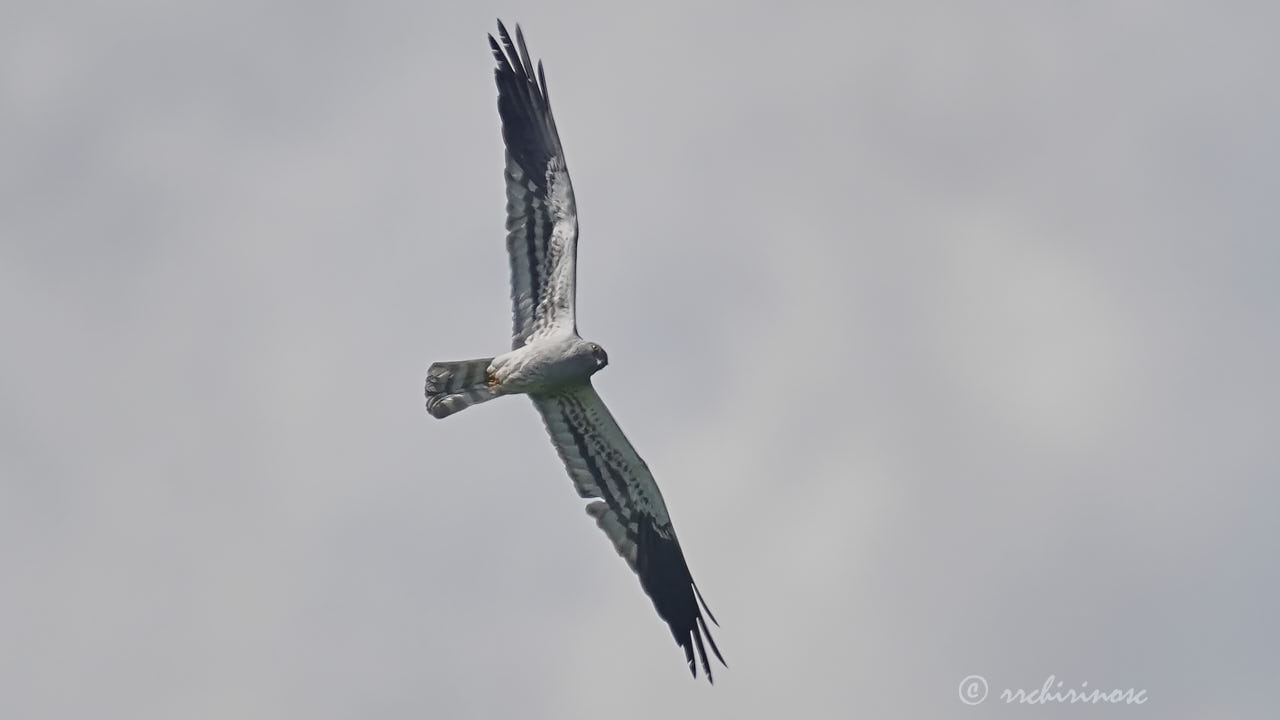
514 25 538 81
496 20 518 67
699 613 726 666
635 520 726 683
693 580 719 627
514 23 527 56
489 19 561 170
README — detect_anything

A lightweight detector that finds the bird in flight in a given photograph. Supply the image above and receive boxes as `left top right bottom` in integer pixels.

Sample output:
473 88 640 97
424 21 725 682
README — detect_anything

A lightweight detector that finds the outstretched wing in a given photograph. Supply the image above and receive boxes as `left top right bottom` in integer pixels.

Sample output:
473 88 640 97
489 22 579 350
532 383 726 682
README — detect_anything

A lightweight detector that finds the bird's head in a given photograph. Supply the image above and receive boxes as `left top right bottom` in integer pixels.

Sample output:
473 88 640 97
585 341 608 373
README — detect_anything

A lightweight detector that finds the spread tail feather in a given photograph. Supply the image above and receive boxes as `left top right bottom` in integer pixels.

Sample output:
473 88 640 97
425 358 497 418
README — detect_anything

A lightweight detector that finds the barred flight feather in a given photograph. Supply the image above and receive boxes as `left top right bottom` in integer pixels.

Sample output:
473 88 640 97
533 382 725 681
490 21 579 350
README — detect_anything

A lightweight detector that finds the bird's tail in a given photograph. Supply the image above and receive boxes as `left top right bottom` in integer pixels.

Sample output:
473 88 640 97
425 357 498 419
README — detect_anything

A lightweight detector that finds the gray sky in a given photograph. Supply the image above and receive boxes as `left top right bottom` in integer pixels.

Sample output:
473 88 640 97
3 1 1278 718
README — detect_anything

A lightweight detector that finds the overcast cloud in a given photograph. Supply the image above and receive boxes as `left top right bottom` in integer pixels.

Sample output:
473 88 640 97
3 2 1278 718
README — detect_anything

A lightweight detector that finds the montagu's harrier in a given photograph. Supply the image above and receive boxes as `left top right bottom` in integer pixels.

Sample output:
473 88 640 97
424 21 725 682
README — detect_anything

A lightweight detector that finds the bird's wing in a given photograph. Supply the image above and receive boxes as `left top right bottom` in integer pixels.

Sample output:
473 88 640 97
490 22 579 350
532 382 725 682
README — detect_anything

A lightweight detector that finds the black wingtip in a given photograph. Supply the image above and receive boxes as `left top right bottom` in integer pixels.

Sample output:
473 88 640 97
699 613 726 666
488 18 564 173
634 520 726 684
495 19 518 57
692 625 712 682
693 580 719 627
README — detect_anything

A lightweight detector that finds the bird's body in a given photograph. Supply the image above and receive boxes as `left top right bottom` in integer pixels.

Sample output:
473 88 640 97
494 334 606 394
424 20 724 682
